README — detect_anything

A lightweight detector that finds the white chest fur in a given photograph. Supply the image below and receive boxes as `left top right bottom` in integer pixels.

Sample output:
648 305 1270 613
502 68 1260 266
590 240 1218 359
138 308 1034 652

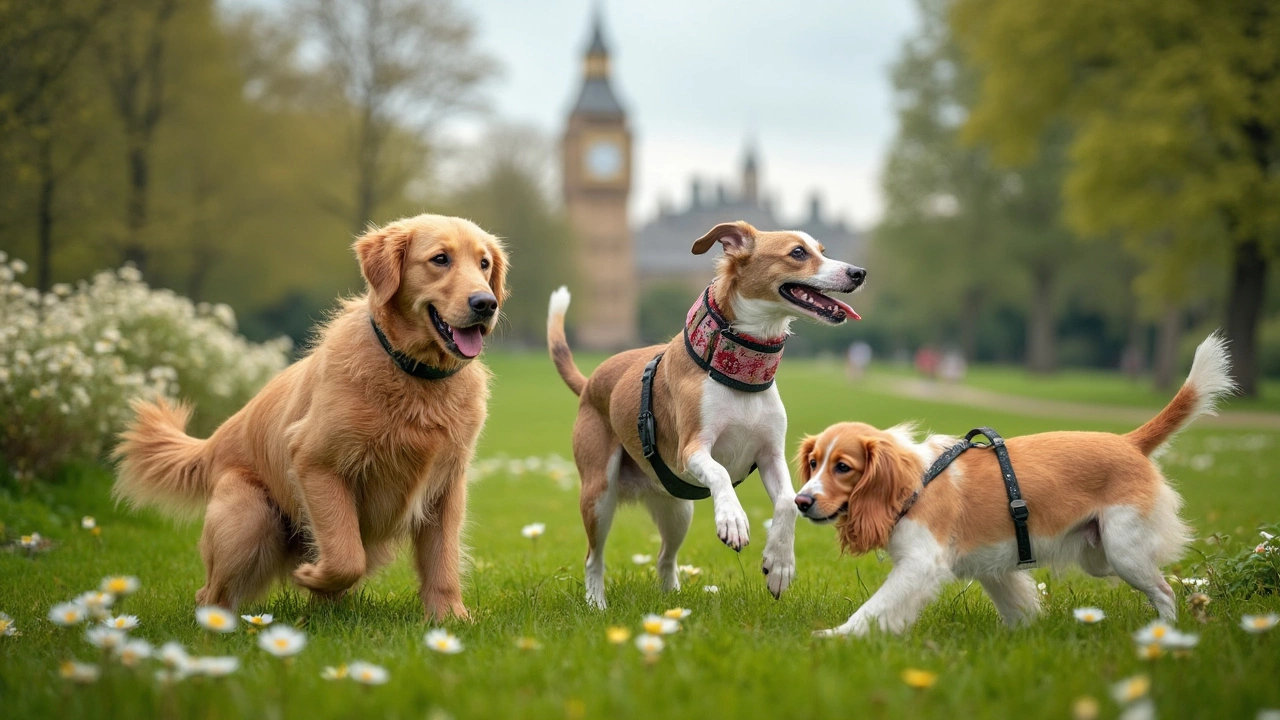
696 377 788 481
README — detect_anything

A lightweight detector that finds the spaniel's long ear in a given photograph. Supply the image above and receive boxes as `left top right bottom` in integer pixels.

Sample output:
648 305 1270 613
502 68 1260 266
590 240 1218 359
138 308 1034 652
837 438 919 555
355 223 412 307
795 435 818 482
691 221 755 256
487 237 510 305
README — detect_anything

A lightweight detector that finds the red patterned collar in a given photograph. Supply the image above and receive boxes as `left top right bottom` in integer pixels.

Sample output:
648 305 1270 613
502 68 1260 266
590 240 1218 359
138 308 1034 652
683 286 786 392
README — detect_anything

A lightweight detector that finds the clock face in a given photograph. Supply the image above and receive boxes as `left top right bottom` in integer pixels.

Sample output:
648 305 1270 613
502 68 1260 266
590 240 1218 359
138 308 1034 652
585 139 623 180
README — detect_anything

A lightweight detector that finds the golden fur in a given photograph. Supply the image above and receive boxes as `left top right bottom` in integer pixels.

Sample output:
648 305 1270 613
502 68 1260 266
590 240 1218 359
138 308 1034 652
114 214 508 619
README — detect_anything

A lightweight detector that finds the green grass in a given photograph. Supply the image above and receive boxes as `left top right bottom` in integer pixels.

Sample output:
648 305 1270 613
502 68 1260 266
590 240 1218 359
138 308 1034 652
2 353 1279 719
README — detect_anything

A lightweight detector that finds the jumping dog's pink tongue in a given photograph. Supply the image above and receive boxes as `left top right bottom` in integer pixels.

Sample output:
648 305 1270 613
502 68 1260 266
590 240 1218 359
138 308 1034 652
452 326 484 358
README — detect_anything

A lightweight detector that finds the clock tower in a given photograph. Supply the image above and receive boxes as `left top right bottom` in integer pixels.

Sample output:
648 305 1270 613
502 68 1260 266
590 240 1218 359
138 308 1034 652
562 8 637 349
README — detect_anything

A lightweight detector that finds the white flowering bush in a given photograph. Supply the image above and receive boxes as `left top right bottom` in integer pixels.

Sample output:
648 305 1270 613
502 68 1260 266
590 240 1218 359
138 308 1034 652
0 254 291 481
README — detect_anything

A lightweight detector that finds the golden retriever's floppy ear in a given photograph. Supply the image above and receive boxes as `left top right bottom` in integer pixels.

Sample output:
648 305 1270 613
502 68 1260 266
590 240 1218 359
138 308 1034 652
487 238 510 304
355 222 412 307
837 437 920 555
795 435 818 482
691 221 756 256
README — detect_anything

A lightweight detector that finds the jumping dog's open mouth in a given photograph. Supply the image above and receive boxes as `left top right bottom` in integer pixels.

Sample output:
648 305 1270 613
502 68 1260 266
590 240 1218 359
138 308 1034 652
428 305 487 359
779 283 860 324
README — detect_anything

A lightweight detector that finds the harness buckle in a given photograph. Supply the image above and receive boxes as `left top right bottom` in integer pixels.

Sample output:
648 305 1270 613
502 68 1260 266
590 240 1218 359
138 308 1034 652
1009 498 1029 521
638 412 657 458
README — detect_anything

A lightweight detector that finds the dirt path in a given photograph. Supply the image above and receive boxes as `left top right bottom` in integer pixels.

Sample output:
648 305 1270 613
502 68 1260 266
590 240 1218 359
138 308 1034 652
878 378 1280 430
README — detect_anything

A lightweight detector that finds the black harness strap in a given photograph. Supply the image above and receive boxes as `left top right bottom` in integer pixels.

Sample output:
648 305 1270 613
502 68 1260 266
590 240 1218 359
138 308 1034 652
638 353 747 501
370 317 461 380
900 426 1035 567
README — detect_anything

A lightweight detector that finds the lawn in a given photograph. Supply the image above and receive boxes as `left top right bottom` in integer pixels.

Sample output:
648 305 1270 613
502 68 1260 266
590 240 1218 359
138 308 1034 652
2 352 1278 719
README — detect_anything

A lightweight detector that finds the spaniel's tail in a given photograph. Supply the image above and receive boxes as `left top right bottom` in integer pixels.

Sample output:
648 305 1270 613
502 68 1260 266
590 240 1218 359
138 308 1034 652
1126 332 1236 456
112 398 212 518
547 286 586 396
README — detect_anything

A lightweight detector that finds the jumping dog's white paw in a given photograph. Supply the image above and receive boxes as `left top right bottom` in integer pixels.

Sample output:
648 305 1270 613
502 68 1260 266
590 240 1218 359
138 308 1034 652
714 501 751 551
761 544 795 598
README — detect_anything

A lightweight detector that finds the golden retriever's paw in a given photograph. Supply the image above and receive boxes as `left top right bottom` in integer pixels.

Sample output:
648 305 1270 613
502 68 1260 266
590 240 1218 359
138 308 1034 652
293 562 361 596
423 595 470 622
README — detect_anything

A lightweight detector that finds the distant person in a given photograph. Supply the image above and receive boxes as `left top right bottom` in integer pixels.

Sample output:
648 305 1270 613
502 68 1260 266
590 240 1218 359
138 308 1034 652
939 350 967 383
915 346 940 380
846 341 873 380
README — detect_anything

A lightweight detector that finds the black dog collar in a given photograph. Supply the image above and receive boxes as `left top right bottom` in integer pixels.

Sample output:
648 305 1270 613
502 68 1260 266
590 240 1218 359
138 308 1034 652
370 317 461 381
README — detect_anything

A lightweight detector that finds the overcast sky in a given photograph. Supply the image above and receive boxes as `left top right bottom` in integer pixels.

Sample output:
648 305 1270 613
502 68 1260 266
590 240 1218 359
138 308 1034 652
230 0 920 229
464 0 920 228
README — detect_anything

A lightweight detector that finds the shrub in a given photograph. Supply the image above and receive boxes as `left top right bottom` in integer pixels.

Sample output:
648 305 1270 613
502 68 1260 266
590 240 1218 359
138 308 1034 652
0 254 291 483
1191 523 1280 598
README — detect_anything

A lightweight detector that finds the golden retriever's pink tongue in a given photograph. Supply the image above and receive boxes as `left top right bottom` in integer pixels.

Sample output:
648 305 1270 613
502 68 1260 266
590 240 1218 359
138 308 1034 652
453 326 484 358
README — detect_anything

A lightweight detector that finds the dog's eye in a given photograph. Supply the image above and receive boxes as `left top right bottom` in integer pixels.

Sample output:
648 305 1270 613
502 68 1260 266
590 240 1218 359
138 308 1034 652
835 462 852 474
430 253 449 266
808 459 817 470
789 246 808 260
480 258 490 270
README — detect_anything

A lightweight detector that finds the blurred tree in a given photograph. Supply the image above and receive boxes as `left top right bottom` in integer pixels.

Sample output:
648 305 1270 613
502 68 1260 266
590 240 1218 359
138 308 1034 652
447 125 572 345
92 0 181 273
293 0 498 234
878 0 1088 372
953 0 1280 395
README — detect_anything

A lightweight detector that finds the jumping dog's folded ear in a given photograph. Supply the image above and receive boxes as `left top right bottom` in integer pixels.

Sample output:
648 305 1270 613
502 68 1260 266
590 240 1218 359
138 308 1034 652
692 221 756 256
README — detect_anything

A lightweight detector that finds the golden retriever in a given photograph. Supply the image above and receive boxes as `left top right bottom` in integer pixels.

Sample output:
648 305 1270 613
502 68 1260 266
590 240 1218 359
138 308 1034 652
114 213 507 620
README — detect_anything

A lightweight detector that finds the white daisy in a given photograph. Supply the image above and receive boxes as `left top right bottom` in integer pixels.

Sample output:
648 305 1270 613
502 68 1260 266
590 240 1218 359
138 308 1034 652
159 641 190 670
81 516 96 530
74 591 115 616
86 627 126 650
241 614 273 627
348 661 389 685
521 523 546 539
631 554 653 565
703 585 719 594
678 565 702 577
663 608 692 620
1161 630 1199 650
19 533 41 549
103 614 139 631
191 656 240 677
424 628 463 654
48 602 87 626
1241 613 1279 633
321 665 349 680
1072 607 1106 624
1037 582 1048 596
0 612 16 636
196 606 237 633
641 614 680 635
100 576 140 596
635 633 665 655
259 626 307 657
1132 620 1175 646
116 639 153 667
1119 700 1155 720
60 661 101 684
1110 674 1150 704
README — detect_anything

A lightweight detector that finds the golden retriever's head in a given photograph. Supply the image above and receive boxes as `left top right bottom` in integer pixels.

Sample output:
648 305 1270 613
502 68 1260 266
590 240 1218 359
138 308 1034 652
794 422 923 555
691 221 866 330
355 214 508 363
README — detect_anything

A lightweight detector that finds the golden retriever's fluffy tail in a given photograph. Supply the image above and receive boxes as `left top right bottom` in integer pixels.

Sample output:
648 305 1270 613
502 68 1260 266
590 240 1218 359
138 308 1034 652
113 398 212 518
1126 332 1236 456
547 286 586 396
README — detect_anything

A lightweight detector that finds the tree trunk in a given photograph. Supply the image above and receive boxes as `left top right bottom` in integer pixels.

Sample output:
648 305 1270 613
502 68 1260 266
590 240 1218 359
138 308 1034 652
1226 237 1267 397
1026 267 1057 373
36 128 55 293
1152 306 1182 391
121 140 150 272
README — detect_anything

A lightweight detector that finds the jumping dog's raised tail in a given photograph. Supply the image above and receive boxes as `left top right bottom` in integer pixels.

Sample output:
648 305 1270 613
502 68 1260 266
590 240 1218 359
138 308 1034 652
1125 332 1236 457
113 398 212 519
547 286 587 396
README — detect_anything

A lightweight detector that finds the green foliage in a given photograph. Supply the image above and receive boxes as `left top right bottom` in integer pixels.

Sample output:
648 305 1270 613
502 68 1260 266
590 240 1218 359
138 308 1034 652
1194 525 1280 599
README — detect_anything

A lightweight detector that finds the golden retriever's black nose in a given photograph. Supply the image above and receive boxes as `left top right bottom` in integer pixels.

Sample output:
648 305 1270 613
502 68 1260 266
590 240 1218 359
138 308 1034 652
469 292 498 318
795 494 815 512
847 266 867 287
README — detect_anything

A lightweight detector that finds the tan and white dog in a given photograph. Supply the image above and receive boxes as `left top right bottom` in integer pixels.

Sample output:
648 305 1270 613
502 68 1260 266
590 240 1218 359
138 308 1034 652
547 221 866 608
795 333 1234 636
